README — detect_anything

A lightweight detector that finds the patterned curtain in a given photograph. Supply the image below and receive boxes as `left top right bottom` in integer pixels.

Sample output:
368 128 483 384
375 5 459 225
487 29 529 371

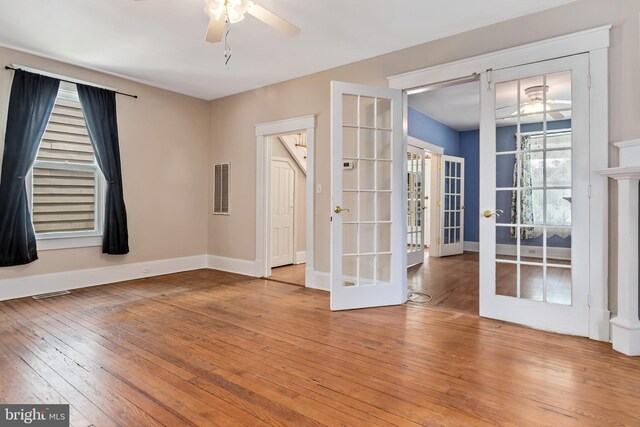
510 135 540 239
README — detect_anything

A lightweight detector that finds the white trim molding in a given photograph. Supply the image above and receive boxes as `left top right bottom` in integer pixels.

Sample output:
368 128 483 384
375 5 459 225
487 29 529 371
206 255 261 277
388 25 611 90
463 241 479 252
295 251 306 264
408 136 444 154
0 255 207 302
255 115 316 285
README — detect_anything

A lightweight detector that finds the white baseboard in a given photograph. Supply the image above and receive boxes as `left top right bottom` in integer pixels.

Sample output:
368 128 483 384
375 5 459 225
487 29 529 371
497 243 571 260
0 255 207 302
464 241 571 260
307 270 329 291
463 241 479 252
206 255 261 277
295 251 306 264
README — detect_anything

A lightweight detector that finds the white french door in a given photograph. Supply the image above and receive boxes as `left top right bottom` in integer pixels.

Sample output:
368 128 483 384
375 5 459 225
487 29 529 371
330 81 406 311
271 159 295 267
438 155 465 257
479 54 590 336
407 145 425 266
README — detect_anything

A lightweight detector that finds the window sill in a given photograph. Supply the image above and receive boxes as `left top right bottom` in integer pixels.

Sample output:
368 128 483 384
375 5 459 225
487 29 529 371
36 235 102 251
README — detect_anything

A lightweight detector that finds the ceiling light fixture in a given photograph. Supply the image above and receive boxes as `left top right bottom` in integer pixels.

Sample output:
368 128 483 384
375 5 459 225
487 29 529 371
204 0 251 24
497 84 571 120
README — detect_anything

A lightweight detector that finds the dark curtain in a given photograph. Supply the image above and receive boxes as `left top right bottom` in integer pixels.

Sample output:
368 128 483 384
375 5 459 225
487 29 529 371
77 85 129 254
0 70 60 267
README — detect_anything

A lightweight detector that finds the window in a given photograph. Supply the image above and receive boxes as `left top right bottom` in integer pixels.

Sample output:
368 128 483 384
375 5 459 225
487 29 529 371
522 128 571 237
28 82 105 247
213 163 230 214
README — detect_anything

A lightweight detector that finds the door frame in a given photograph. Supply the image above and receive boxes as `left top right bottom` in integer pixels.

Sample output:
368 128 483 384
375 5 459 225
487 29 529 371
255 115 316 283
406 144 427 266
389 25 610 342
408 136 443 257
270 156 297 268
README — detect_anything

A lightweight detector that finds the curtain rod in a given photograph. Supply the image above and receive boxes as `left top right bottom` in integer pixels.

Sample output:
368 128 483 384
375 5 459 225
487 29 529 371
4 66 138 99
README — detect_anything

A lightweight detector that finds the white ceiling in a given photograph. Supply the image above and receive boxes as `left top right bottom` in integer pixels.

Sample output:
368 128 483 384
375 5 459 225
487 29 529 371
409 71 573 131
409 81 481 131
0 0 576 100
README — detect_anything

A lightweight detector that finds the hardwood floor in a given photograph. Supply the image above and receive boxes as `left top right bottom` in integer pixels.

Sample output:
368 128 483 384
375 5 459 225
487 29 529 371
408 250 480 314
269 263 306 286
1 269 639 426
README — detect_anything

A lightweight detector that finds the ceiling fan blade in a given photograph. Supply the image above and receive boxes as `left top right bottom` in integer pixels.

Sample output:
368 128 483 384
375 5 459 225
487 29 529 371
247 2 300 37
205 17 224 43
496 104 518 111
549 111 565 120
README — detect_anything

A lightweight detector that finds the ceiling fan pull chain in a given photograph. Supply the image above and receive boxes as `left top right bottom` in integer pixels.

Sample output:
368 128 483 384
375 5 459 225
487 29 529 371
224 15 232 67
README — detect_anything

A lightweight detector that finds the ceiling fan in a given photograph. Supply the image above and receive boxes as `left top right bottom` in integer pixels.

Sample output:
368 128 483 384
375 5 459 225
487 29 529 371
497 85 571 120
133 0 300 43
203 0 300 43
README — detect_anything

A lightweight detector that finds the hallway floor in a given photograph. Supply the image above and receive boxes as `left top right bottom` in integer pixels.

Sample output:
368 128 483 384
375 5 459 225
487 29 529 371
408 249 480 314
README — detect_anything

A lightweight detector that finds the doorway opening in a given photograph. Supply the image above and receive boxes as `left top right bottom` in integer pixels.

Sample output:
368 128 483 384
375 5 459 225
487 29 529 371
406 77 481 314
255 115 316 288
270 133 307 286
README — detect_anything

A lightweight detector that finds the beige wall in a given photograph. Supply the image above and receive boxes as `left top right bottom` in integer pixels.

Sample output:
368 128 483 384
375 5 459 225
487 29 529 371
0 46 211 282
208 0 640 313
272 137 306 254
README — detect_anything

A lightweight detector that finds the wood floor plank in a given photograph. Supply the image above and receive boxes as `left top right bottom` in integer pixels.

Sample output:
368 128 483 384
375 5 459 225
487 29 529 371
1 269 639 426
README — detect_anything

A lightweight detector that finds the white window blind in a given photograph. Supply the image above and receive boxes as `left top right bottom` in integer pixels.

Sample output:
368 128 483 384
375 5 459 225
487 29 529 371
213 163 230 214
31 82 103 235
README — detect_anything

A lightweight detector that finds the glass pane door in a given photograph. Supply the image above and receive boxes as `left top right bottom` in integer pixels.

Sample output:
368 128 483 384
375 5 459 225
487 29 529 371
439 155 465 256
330 82 405 310
478 54 590 336
407 147 425 266
494 72 572 304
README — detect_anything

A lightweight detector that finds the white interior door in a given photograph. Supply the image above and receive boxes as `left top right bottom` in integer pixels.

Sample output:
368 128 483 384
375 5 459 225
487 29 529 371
438 155 465 256
407 145 425 266
479 54 590 336
330 81 406 310
424 156 431 247
271 159 295 267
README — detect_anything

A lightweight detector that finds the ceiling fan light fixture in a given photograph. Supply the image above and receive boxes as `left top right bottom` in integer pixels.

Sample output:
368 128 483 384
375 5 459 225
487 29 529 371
204 0 251 23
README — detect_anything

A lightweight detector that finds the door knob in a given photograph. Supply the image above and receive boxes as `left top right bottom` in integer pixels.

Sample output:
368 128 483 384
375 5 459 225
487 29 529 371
334 206 350 214
483 209 503 218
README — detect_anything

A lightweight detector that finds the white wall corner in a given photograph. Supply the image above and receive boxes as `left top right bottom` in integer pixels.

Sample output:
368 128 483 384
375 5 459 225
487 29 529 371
0 255 208 302
206 255 261 277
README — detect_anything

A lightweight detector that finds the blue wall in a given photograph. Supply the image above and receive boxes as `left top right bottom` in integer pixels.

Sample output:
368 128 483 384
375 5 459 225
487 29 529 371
408 107 460 155
459 130 480 242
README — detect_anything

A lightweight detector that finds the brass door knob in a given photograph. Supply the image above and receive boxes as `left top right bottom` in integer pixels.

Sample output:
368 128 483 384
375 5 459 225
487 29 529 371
334 206 350 214
482 209 504 218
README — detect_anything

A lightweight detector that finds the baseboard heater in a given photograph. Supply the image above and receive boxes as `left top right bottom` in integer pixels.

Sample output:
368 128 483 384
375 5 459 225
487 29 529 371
32 290 71 300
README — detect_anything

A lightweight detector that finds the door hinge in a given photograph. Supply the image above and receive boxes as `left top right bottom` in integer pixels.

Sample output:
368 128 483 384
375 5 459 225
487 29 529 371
588 294 591 307
588 184 592 199
587 74 592 89
437 200 442 207
438 162 443 170
437 237 441 245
